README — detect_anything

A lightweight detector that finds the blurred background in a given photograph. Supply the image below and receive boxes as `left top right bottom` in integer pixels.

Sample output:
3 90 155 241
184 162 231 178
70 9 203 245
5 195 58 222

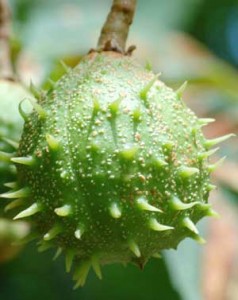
0 0 238 299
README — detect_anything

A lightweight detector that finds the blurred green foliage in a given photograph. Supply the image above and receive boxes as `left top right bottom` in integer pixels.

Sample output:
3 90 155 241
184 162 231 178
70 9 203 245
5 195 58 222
0 244 179 300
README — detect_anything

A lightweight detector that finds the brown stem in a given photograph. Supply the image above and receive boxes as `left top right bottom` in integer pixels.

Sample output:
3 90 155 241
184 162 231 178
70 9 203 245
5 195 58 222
97 0 137 54
0 0 14 80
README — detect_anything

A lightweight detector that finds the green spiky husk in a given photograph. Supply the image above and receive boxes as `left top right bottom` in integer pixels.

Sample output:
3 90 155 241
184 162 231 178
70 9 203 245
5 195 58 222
8 52 217 284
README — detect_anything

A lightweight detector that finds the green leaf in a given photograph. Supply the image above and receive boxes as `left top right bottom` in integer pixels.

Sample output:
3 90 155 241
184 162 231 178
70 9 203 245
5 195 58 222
164 219 208 300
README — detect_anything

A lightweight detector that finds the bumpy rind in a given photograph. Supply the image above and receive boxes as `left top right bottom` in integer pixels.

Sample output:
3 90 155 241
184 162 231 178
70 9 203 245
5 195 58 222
2 52 226 286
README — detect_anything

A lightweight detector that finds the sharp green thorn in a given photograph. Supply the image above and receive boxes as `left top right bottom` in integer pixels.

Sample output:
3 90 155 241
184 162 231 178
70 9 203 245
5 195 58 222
176 81 187 98
65 250 75 273
48 78 55 87
205 133 235 148
74 227 84 240
207 184 217 191
29 81 41 99
38 242 53 252
109 202 122 219
149 218 174 232
153 157 168 168
0 151 14 162
152 253 162 259
179 166 199 178
182 217 199 234
198 202 211 209
198 147 219 160
1 137 19 149
92 97 101 115
88 142 100 153
198 118 215 127
54 204 71 217
108 97 122 116
73 261 91 289
53 247 63 261
4 198 25 212
193 235 206 245
132 108 142 123
191 127 198 136
139 74 159 101
14 202 40 220
91 256 102 280
119 146 138 160
60 60 71 73
0 187 30 199
198 204 220 218
46 134 60 151
11 156 35 166
207 156 226 172
128 240 141 257
4 181 18 189
136 197 162 212
206 208 220 218
43 225 62 241
18 100 30 121
169 196 198 210
162 141 174 152
28 97 47 119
